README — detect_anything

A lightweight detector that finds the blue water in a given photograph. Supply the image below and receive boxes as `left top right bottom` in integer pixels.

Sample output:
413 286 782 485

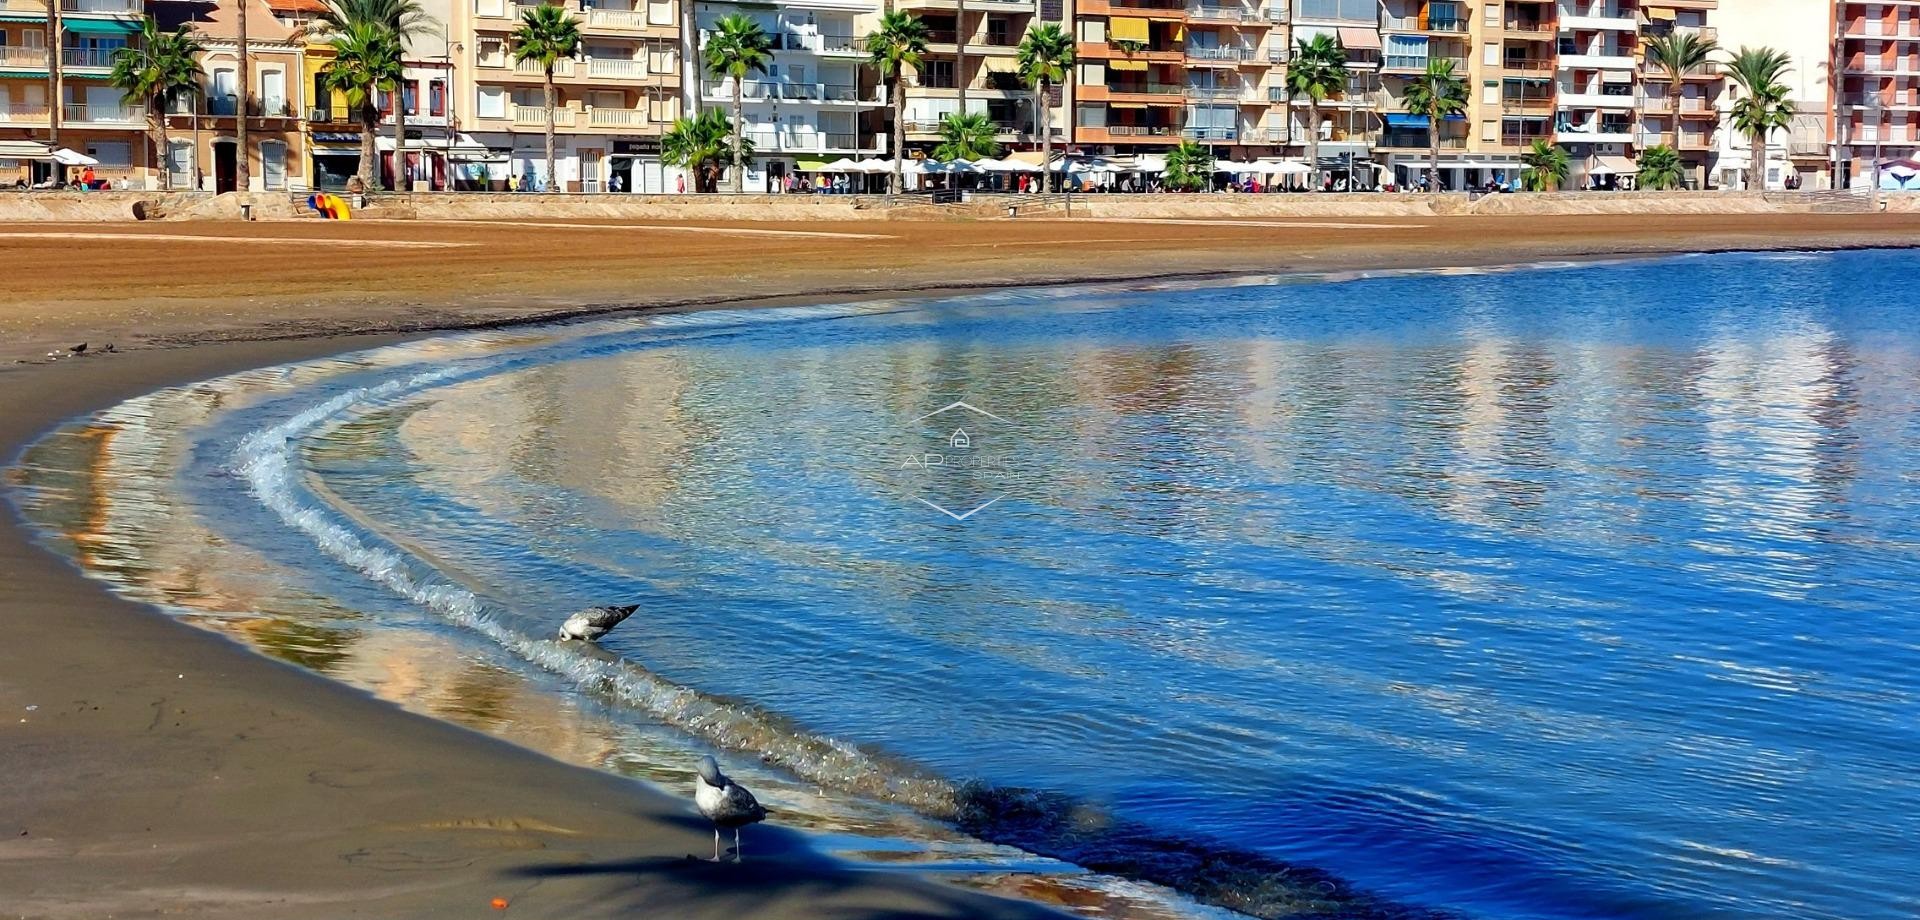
17 251 1920 920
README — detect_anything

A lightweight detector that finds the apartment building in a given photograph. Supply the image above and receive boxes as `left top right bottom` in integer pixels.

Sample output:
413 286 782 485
1289 0 1381 180
0 0 151 186
696 0 884 189
1635 0 1719 186
896 0 1056 154
1830 0 1920 189
463 0 683 191
149 0 308 192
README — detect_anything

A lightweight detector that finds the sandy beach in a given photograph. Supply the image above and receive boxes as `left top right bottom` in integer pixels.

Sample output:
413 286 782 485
3 211 1917 919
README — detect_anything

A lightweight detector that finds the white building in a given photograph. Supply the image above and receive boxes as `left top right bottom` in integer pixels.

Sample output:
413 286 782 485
1711 0 1831 189
695 0 886 190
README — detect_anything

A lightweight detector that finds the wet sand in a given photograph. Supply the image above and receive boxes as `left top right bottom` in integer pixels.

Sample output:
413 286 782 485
2 212 1917 918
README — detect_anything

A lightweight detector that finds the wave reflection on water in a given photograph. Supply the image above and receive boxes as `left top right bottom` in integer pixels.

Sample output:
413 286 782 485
12 252 1920 920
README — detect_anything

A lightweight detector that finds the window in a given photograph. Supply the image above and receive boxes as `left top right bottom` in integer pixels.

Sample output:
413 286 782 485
1483 42 1498 65
476 0 506 16
401 82 417 115
261 140 287 189
477 85 506 118
260 69 285 116
430 80 446 116
1480 119 1495 141
86 140 131 168
988 17 1008 45
212 68 237 115
921 59 955 88
167 138 193 186
1483 2 1497 25
477 39 505 67
647 0 671 24
1077 103 1106 128
311 73 332 119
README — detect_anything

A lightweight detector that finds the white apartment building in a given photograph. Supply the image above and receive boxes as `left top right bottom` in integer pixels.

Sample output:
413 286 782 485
695 0 885 190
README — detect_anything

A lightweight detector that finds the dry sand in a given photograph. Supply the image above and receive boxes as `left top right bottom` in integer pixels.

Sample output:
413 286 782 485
2 212 1916 919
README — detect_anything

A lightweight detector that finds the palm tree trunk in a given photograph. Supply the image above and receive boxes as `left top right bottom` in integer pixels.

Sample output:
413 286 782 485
1666 75 1681 149
47 0 61 167
891 76 904 194
955 0 967 117
1750 130 1764 192
544 71 557 192
1037 84 1050 193
236 0 250 192
1307 100 1320 190
395 75 409 193
1428 128 1439 193
155 99 169 191
730 79 744 193
358 98 378 191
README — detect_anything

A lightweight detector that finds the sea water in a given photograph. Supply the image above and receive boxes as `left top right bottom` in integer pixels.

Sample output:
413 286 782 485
12 250 1920 920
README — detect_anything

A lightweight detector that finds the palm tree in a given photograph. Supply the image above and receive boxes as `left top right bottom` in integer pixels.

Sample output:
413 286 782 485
1519 139 1569 191
933 111 1000 160
1016 23 1072 192
703 13 771 194
1164 139 1212 191
317 0 434 192
1724 45 1795 192
662 107 750 192
1643 30 1717 150
237 0 248 190
1636 144 1684 190
868 10 930 194
512 4 582 192
319 20 402 192
1398 57 1467 192
1288 33 1349 190
109 19 204 190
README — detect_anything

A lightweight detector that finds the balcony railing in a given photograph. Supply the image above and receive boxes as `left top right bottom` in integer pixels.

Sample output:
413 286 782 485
585 7 651 29
513 103 576 126
587 57 649 78
1186 45 1257 61
1189 4 1266 22
1840 92 1920 107
0 45 47 67
819 32 866 53
61 48 119 68
1108 82 1186 95
516 57 575 76
1182 126 1237 140
1184 84 1248 100
63 102 145 123
588 106 648 126
703 81 873 102
0 104 50 123
1103 124 1178 136
1504 19 1554 32
60 0 139 12
1500 131 1552 145
1384 14 1468 31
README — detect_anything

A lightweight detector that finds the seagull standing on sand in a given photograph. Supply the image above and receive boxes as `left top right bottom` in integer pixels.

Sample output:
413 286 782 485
557 604 639 642
694 755 768 862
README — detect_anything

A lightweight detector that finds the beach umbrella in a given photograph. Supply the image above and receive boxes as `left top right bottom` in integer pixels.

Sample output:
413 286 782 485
51 148 98 166
854 158 894 173
821 157 860 172
1132 155 1167 174
1261 160 1313 176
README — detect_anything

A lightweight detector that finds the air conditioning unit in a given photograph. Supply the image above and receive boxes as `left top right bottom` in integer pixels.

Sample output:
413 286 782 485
307 107 331 122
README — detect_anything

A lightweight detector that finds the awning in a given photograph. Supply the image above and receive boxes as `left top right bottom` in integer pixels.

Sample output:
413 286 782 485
0 69 45 78
0 140 51 160
791 157 830 171
1384 113 1430 128
1109 59 1149 72
310 146 363 156
1601 70 1633 82
1338 27 1381 51
1110 16 1150 43
65 18 139 34
1109 101 1148 109
52 147 98 166
1589 154 1637 176
1647 6 1676 19
0 12 47 21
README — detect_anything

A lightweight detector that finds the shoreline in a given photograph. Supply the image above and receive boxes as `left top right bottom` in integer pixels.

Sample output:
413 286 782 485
3 216 1916 919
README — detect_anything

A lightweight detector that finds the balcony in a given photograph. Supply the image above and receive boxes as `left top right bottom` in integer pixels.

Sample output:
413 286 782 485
1079 41 1185 63
0 104 50 124
1636 94 1714 115
1186 45 1258 64
0 45 47 68
818 33 869 55
586 57 651 79
1503 57 1556 73
587 106 649 127
1382 14 1469 32
1078 124 1181 144
1501 94 1554 112
1185 84 1254 102
1839 92 1920 109
584 7 663 31
62 102 145 124
1500 130 1552 146
1504 18 1555 33
1556 88 1635 108
512 103 575 126
1559 50 1637 70
1086 81 1187 100
1558 4 1637 30
1188 3 1271 22
701 81 878 103
1078 0 1189 17
516 57 576 77
61 47 119 69
1634 129 1712 148
1183 126 1237 140
60 0 139 12
1554 124 1633 143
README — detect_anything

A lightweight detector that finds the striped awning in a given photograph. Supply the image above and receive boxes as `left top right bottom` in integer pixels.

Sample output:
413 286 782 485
64 17 139 34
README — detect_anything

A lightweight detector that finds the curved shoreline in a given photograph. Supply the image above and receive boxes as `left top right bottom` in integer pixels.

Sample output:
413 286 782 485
3 216 1918 919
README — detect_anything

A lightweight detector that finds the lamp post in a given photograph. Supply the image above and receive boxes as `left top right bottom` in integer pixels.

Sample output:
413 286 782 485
1869 96 1882 210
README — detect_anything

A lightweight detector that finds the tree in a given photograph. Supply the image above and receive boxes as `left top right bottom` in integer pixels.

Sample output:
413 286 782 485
512 4 581 192
703 13 770 194
1016 23 1072 192
1724 45 1795 192
109 19 204 190
1164 139 1213 191
933 111 1000 161
662 107 751 192
1288 33 1349 190
318 0 434 192
1398 57 1467 192
1520 139 1569 191
237 0 248 190
1636 144 1684 190
868 10 929 194
319 20 402 192
1643 30 1717 150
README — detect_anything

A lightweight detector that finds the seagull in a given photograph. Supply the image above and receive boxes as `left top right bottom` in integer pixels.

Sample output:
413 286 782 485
68 343 87 355
556 604 639 642
694 755 768 862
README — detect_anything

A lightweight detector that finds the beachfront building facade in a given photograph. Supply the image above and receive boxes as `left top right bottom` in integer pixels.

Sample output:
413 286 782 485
697 0 886 190
1635 0 1721 186
1705 0 1824 188
461 0 684 192
1827 0 1920 190
1289 0 1383 184
154 0 310 192
0 0 152 187
897 0 1057 158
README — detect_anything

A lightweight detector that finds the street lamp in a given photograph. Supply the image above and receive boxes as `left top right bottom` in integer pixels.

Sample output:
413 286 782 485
1869 96 1884 210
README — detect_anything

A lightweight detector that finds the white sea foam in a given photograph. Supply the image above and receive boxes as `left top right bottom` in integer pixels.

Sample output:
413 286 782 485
233 373 960 811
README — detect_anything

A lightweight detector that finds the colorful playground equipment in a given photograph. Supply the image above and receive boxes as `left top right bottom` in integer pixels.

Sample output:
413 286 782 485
306 193 353 220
